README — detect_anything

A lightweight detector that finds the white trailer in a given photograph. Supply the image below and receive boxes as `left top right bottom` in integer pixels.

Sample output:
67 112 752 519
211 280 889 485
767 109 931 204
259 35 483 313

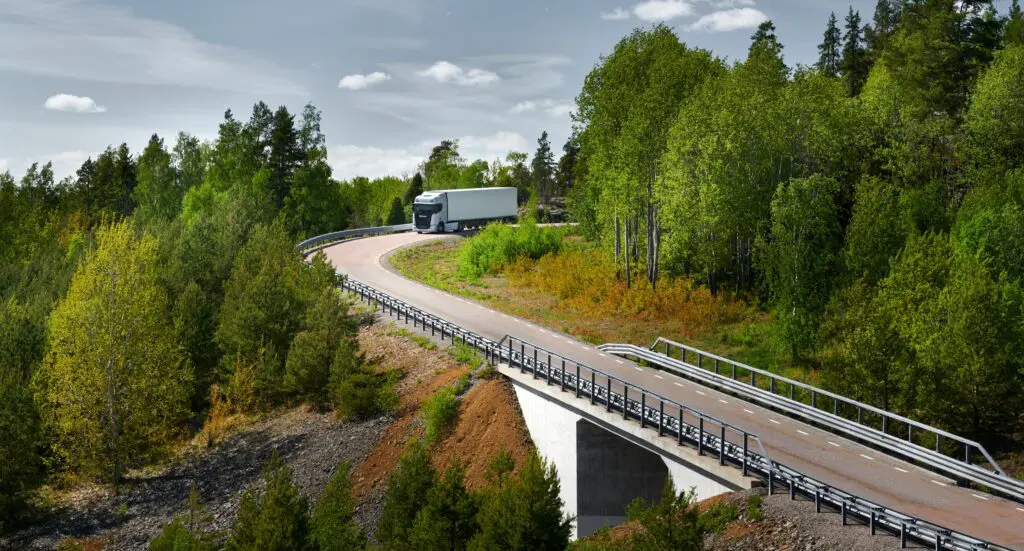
413 187 518 233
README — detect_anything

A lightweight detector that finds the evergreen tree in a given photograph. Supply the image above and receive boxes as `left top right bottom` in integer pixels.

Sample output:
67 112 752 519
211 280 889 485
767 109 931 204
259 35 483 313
817 12 842 77
530 131 555 204
405 172 425 204
134 134 180 225
840 8 869 96
150 482 221 551
386 197 406 225
1008 0 1024 46
750 20 782 55
554 136 579 197
310 461 366 551
267 106 303 210
409 462 478 551
227 453 311 551
469 452 572 551
625 478 703 550
867 0 897 54
378 441 437 549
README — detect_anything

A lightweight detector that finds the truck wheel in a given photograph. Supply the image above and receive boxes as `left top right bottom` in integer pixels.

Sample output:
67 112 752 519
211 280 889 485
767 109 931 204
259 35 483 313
437 222 444 233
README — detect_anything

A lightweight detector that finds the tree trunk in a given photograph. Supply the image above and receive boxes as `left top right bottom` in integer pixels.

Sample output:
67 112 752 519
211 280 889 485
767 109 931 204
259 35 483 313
614 214 621 280
625 217 632 289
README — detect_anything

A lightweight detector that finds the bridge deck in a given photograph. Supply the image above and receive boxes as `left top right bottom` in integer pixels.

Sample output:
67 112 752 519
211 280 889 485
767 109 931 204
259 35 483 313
321 232 1024 550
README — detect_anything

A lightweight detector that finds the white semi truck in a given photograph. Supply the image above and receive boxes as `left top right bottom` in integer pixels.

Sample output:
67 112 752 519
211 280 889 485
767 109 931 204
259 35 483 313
413 187 518 233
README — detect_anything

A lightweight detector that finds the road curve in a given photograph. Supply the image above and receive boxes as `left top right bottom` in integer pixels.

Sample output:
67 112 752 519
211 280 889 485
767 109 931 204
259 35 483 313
321 232 1024 549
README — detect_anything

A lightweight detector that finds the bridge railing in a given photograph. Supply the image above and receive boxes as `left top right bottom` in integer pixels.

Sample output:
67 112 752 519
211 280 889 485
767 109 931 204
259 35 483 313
337 273 1011 551
297 223 413 254
598 339 1024 504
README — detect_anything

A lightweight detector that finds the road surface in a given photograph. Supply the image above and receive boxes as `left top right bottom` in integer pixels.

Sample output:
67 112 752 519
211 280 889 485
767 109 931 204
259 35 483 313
321 232 1024 549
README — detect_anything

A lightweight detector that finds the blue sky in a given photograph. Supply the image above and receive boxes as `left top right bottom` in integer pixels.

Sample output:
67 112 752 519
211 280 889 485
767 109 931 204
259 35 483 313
0 0 1011 181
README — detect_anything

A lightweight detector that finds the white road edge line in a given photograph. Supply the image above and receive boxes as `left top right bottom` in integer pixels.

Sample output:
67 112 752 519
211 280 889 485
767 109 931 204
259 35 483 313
931 480 947 487
828 442 841 447
1016 507 1024 513
797 430 809 436
860 454 875 461
894 467 908 473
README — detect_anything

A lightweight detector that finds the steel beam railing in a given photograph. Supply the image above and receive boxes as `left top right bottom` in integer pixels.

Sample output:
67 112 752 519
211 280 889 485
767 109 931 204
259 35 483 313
336 273 1011 551
297 223 413 254
597 339 1024 504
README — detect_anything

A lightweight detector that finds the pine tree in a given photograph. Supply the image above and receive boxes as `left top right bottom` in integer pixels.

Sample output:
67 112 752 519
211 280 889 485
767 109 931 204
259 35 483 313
310 461 366 551
749 20 783 56
1008 0 1024 46
530 131 555 204
386 196 406 225
134 134 180 225
867 0 896 53
409 462 478 551
554 136 579 198
405 172 425 204
267 106 303 210
469 452 572 551
840 7 869 96
227 453 312 551
817 12 842 76
378 441 437 548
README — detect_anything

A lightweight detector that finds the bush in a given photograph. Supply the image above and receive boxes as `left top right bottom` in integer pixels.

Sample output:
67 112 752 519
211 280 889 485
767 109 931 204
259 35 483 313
450 342 482 367
457 221 565 280
310 461 366 551
227 453 311 551
699 501 739 534
150 482 220 551
423 387 460 444
745 494 763 521
332 369 400 421
284 330 334 405
409 462 478 551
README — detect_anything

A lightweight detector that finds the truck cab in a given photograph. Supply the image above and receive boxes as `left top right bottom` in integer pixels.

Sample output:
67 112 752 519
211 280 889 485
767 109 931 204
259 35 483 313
413 192 448 233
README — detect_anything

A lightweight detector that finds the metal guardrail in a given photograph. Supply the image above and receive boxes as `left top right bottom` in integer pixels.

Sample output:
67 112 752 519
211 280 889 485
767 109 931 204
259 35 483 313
597 339 1024 504
295 226 1014 550
297 223 413 253
336 273 1012 551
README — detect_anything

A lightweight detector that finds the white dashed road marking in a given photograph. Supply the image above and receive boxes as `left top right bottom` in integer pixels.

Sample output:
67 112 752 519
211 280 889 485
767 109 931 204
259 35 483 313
615 360 624 364
743 409 755 414
931 480 947 487
860 454 875 461
634 367 643 372
894 467 909 473
1016 507 1024 513
674 382 684 387
797 430 809 436
654 375 664 380
769 419 781 425
972 494 989 501
719 399 728 404
695 390 706 396
598 353 607 357
828 442 841 447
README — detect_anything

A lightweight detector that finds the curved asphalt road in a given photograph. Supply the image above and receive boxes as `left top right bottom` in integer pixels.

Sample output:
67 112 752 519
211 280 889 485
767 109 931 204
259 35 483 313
322 232 1024 549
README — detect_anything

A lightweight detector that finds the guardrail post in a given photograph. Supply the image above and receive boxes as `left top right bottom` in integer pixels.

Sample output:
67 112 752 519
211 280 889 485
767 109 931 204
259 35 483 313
561 360 566 392
742 433 748 476
732 364 736 379
812 391 817 409
900 523 907 548
576 365 581 398
814 491 820 512
714 358 719 374
623 387 629 420
964 444 970 463
520 344 525 374
870 511 876 535
681 348 686 363
857 407 862 424
751 371 756 387
790 479 796 500
935 434 940 452
834 398 839 416
790 384 795 400
934 533 941 551
640 393 646 428
532 349 538 380
547 353 552 385
770 377 776 394
658 400 664 437
719 426 726 466
841 501 847 525
698 418 704 456
697 354 702 370
677 409 684 445
908 425 913 443
882 416 887 434
768 470 773 495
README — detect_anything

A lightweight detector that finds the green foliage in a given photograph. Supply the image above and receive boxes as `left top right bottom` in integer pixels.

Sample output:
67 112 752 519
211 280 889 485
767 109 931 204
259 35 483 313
423 386 460 444
625 479 702 551
227 453 312 551
469 451 572 551
386 197 407 225
698 501 739 534
965 45 1024 171
843 176 909 285
745 494 763 521
0 371 43 533
34 220 192 484
409 462 479 551
457 221 565 280
310 461 366 551
378 440 437 549
150 482 220 551
762 174 842 359
134 134 182 225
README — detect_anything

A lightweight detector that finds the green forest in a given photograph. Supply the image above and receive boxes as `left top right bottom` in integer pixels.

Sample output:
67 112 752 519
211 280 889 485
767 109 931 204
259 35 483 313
3 0 1024 541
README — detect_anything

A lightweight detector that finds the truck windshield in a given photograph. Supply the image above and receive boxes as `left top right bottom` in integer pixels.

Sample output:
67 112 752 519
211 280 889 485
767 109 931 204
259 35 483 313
413 203 442 214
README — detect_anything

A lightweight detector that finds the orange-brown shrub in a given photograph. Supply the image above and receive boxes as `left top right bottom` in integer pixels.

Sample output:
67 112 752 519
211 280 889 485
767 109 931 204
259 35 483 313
505 248 753 334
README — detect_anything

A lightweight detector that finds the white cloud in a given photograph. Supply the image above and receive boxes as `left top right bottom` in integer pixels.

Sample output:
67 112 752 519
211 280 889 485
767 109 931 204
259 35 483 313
338 71 392 90
330 144 423 180
633 0 695 21
329 131 530 180
509 99 573 118
706 0 754 7
687 7 767 32
0 159 7 173
43 93 106 113
417 61 500 86
0 0 305 95
600 7 631 20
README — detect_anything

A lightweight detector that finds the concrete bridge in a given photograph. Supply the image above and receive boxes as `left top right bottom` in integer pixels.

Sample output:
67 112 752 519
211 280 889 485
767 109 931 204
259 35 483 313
317 231 1024 550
